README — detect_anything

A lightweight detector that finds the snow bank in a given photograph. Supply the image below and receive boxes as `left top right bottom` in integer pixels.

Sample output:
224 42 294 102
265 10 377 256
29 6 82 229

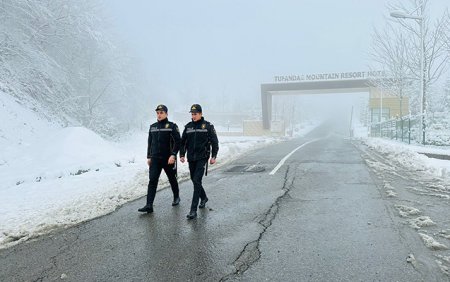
362 138 450 178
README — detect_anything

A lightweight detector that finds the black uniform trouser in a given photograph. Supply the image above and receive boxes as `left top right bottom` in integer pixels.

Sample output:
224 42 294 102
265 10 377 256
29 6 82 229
188 158 208 212
146 157 179 206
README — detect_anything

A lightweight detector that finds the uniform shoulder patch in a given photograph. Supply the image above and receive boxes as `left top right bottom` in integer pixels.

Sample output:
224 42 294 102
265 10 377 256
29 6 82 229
205 121 213 128
165 123 170 128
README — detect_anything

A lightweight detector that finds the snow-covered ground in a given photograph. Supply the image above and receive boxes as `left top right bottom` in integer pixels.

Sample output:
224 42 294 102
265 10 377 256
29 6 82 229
0 92 319 249
352 121 450 178
361 137 450 179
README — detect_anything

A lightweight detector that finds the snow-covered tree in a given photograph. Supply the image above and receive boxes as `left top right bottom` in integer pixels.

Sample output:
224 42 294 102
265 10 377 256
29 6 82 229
0 0 153 136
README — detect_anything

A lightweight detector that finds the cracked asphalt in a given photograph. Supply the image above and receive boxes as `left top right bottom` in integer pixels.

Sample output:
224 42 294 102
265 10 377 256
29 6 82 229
0 123 432 281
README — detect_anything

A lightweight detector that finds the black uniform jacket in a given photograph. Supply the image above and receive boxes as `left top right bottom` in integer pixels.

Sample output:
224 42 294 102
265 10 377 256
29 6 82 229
180 117 219 162
147 118 181 160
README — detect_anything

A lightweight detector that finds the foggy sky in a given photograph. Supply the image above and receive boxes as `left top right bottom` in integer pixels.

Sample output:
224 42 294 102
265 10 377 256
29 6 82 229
106 0 448 114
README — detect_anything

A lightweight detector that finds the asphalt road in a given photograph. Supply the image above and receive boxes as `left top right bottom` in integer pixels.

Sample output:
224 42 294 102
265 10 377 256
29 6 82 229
0 123 438 281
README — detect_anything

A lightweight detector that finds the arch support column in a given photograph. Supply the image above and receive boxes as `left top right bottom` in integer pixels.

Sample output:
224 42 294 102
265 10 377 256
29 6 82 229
261 87 272 129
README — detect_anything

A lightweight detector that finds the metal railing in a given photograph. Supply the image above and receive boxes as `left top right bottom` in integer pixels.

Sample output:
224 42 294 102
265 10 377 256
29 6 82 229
370 115 421 144
369 112 450 146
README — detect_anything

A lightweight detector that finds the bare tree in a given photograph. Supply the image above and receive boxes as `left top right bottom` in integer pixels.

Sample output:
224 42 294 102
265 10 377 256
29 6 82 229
391 1 450 109
370 0 450 143
370 24 413 118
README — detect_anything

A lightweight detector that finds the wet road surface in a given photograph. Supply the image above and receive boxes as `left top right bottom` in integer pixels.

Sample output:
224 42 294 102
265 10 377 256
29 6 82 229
0 124 441 281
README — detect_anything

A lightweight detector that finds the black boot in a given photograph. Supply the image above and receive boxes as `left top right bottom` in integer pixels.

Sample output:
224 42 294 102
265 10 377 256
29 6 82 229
138 205 153 213
186 211 197 219
172 197 180 206
199 197 208 209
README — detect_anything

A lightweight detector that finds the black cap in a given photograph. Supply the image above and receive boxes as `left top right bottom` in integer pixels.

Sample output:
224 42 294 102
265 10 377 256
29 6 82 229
155 104 168 112
189 104 202 113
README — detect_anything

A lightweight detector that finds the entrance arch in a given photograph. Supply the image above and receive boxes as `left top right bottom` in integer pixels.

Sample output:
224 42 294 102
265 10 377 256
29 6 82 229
261 78 378 129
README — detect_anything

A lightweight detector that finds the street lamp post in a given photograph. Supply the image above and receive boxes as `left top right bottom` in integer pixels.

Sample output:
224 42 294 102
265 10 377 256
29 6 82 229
380 84 383 137
390 2 426 145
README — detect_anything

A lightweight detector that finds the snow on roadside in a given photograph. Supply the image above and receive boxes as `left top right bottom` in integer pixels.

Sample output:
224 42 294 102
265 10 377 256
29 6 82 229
408 216 436 229
394 205 421 217
419 233 448 250
2 127 134 187
361 138 450 178
0 130 284 249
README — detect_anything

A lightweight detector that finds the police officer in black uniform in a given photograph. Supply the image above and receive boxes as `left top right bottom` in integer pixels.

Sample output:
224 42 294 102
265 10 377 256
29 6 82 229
138 104 181 213
180 104 219 219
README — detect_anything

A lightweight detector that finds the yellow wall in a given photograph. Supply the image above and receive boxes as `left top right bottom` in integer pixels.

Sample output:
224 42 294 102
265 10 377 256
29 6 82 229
369 96 409 118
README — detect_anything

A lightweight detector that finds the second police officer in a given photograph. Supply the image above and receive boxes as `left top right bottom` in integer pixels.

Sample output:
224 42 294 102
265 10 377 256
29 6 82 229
138 104 181 213
180 104 219 219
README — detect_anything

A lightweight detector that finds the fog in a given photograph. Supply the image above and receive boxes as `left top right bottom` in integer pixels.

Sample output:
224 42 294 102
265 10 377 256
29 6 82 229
271 92 369 134
103 0 446 131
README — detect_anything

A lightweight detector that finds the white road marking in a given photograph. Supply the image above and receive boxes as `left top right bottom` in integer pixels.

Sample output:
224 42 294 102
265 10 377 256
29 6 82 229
269 138 321 175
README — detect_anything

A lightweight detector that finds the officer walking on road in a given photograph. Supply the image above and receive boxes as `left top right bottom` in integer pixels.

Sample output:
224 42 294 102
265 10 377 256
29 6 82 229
138 104 181 213
180 104 219 220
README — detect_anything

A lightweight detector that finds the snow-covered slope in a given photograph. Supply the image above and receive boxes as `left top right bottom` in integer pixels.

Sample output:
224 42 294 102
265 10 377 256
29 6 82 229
1 92 59 162
0 91 148 248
